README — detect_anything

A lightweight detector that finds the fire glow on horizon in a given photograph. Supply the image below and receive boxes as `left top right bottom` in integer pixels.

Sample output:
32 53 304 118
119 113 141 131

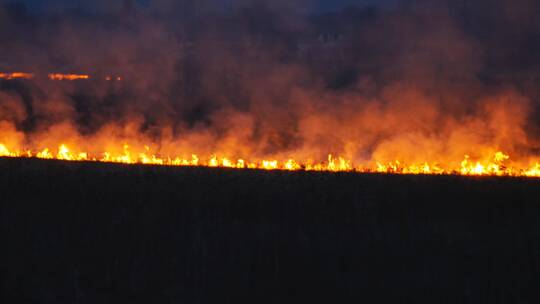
0 72 122 81
3 2 540 179
1 70 540 178
0 142 539 177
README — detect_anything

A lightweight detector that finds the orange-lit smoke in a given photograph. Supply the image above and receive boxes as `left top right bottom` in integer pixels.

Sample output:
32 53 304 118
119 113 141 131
1 1 540 177
0 81 538 176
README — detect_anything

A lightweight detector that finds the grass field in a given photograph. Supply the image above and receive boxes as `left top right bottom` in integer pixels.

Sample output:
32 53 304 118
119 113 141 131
2 157 540 303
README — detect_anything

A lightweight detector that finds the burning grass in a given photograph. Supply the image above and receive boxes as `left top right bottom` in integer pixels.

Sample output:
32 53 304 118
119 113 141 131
0 142 539 177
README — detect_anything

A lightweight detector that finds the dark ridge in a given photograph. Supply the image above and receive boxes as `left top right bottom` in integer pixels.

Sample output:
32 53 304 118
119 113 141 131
2 157 540 303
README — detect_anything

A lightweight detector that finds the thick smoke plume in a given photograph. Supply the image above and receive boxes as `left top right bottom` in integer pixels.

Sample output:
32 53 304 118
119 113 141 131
1 0 540 169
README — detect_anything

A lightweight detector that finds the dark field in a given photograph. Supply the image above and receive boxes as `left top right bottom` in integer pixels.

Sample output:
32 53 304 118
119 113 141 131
2 157 540 303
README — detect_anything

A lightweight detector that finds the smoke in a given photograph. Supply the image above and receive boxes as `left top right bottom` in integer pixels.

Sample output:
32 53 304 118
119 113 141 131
1 0 539 165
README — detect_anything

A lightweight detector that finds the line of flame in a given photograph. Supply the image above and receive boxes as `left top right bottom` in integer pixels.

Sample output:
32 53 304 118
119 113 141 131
1 143 538 177
1 72 121 81
47 74 90 81
0 72 34 80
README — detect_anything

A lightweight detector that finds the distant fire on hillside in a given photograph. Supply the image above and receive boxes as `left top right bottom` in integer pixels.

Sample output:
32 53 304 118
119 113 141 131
0 142 539 177
1 70 540 176
0 72 121 81
0 72 34 80
2 1 540 177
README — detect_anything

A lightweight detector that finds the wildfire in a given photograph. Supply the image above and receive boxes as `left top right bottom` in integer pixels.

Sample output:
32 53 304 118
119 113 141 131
0 72 540 177
48 74 90 81
1 72 119 81
0 72 34 80
0 142 538 177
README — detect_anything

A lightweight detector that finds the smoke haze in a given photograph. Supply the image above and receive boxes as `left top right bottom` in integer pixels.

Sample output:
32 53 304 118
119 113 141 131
1 0 540 168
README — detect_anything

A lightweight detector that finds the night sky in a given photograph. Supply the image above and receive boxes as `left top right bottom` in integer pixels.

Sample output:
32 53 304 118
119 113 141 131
1 0 396 14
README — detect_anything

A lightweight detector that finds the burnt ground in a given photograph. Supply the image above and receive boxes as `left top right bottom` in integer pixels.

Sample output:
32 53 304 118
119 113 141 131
1 157 540 303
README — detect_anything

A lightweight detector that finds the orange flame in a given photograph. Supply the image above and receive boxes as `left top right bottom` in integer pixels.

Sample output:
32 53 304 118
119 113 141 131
48 74 90 81
0 72 34 80
0 142 538 177
1 72 539 178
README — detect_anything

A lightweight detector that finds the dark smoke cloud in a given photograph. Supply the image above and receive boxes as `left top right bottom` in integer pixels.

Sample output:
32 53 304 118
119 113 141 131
1 0 539 163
